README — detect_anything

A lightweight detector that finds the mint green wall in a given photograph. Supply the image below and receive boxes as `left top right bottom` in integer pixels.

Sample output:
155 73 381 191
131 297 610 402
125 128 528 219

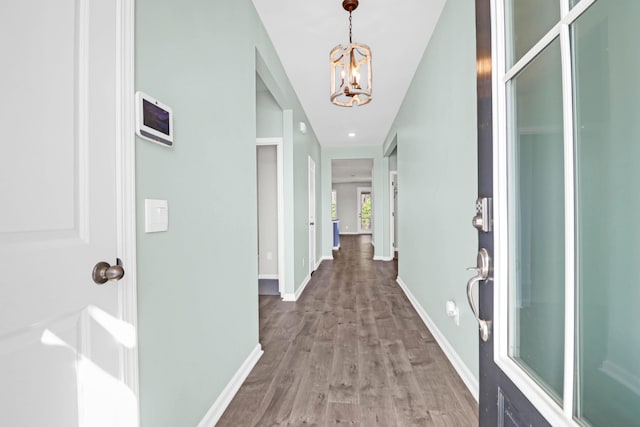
254 27 322 295
135 1 320 425
293 130 322 287
256 78 283 138
382 0 479 380
320 146 387 260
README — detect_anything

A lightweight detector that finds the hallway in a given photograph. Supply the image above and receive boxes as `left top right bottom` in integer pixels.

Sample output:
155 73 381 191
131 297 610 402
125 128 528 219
218 235 478 426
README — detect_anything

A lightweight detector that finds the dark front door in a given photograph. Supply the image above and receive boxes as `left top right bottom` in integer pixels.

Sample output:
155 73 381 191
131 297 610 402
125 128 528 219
474 0 640 426
474 1 550 425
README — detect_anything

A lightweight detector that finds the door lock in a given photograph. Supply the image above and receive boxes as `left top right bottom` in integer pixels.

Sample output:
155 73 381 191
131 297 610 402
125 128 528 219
466 248 492 342
472 197 493 232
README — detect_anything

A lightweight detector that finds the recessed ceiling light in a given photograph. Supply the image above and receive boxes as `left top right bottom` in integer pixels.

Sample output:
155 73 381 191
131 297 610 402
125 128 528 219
348 132 356 137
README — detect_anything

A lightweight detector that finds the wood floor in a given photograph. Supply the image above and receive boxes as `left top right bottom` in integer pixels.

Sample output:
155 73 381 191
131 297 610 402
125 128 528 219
218 235 478 426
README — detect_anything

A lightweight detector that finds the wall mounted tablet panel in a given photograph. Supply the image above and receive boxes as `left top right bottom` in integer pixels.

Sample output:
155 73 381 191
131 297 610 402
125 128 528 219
135 91 173 147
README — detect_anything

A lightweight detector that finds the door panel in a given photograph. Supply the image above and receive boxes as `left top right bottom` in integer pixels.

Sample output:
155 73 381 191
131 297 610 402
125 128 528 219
475 0 549 425
0 0 134 425
308 156 316 274
478 1 638 426
508 38 565 400
573 0 640 424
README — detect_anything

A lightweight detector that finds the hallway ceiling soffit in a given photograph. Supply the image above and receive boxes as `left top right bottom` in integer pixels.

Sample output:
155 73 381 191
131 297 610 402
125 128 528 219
252 0 446 147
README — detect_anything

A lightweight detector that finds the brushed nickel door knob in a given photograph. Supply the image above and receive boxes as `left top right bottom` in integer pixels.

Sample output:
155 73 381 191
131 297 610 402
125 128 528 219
92 259 125 284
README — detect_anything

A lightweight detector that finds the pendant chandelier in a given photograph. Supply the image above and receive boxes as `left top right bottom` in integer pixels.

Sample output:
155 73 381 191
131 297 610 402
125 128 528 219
330 0 372 107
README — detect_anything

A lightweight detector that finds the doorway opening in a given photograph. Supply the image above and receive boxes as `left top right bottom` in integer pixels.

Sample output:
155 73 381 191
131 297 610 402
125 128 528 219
330 158 374 259
256 70 285 297
256 140 284 296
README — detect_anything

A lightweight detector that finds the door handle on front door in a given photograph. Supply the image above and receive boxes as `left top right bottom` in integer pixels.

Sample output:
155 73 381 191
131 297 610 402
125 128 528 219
466 248 492 342
92 258 125 284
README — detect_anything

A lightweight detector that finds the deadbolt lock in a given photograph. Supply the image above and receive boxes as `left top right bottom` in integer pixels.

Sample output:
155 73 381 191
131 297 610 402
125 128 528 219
472 197 493 233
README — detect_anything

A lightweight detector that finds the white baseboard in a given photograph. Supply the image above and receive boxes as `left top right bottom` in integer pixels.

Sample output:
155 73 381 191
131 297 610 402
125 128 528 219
339 231 360 235
282 272 311 302
396 276 479 401
332 245 340 250
373 255 394 261
197 343 263 427
258 274 279 280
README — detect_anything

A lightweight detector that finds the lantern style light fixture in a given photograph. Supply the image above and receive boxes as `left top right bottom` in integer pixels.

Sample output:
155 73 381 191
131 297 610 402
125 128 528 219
330 0 372 107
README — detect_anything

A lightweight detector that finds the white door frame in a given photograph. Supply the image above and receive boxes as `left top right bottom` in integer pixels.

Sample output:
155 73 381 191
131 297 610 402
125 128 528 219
115 0 139 415
357 186 373 235
256 138 286 295
308 156 317 274
389 171 397 256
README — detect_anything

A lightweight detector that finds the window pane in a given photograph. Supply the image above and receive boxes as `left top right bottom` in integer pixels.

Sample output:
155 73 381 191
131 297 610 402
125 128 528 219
506 0 560 66
574 0 640 424
570 0 583 8
508 38 565 401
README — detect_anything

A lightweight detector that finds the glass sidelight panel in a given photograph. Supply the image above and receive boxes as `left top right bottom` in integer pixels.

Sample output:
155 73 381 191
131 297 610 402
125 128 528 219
506 0 559 66
508 38 565 401
360 191 371 231
574 0 640 424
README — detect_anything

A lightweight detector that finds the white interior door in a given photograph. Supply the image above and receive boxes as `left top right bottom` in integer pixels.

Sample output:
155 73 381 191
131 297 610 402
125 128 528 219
308 156 316 274
0 1 136 426
390 172 398 254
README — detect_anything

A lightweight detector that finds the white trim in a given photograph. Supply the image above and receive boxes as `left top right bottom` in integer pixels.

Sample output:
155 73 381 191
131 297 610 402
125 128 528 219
308 156 317 277
373 256 394 261
321 255 334 261
559 1 576 417
332 177 373 184
282 273 311 302
258 274 279 280
256 138 285 296
396 277 479 401
332 245 340 250
314 257 322 271
389 171 398 258
339 231 363 235
197 344 263 427
115 0 139 422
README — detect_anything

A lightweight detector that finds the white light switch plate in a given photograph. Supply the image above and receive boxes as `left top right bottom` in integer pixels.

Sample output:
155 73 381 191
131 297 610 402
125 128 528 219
145 199 169 232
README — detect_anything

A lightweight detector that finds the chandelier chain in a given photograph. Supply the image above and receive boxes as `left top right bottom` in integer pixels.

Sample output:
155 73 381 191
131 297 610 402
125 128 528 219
349 11 352 44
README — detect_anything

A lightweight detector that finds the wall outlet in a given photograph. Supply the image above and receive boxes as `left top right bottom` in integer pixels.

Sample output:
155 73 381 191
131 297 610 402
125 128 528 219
446 300 460 326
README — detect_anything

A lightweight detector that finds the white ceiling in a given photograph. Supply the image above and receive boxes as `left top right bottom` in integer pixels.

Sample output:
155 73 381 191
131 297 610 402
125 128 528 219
332 159 373 183
252 0 446 147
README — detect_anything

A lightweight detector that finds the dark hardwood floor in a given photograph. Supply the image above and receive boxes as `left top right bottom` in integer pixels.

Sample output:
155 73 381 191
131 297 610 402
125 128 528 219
218 235 478 426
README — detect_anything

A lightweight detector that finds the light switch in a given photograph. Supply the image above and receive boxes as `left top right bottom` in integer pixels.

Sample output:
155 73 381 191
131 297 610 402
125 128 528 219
145 199 169 233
